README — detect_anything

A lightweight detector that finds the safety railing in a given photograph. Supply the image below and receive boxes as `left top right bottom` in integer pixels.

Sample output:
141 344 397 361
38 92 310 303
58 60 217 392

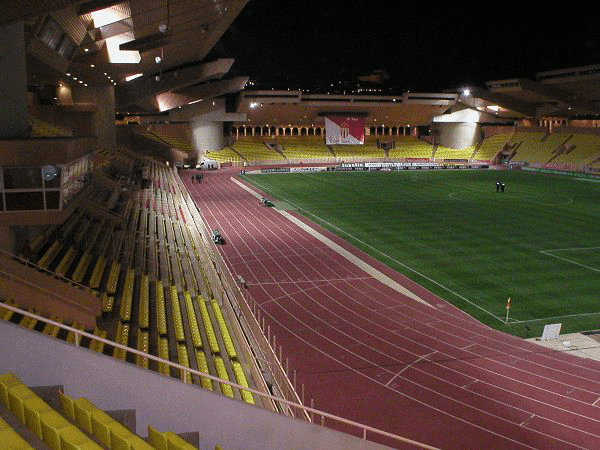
0 296 437 449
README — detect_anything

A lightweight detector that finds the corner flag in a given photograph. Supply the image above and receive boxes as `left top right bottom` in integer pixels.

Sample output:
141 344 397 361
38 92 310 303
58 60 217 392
505 297 512 309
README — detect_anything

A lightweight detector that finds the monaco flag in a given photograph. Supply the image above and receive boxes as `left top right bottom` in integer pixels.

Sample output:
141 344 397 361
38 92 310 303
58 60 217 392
325 116 365 145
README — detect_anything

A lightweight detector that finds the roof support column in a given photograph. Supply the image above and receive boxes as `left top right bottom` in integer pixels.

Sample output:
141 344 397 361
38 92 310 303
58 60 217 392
0 22 29 138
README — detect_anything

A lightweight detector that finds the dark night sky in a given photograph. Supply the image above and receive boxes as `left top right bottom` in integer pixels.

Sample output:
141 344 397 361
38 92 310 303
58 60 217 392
207 2 599 93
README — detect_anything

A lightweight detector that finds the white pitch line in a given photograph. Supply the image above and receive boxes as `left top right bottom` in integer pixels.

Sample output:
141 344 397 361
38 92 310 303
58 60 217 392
542 246 600 252
539 250 600 273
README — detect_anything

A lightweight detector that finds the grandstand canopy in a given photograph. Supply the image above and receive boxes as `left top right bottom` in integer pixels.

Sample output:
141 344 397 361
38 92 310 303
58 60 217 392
458 64 600 119
7 0 249 113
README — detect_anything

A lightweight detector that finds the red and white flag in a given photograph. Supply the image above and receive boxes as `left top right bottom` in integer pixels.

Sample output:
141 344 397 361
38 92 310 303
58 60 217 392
325 116 365 145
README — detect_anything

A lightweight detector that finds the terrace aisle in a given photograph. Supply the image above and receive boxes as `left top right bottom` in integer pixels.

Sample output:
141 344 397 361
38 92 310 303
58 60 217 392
183 167 600 449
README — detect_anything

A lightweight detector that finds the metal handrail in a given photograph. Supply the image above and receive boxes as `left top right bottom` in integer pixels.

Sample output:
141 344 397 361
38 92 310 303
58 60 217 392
0 302 437 449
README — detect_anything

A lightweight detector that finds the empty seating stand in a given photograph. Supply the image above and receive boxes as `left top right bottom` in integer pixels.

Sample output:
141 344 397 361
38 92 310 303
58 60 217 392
0 373 102 450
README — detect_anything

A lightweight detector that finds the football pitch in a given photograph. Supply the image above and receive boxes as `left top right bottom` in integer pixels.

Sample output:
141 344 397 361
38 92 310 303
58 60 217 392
240 169 600 338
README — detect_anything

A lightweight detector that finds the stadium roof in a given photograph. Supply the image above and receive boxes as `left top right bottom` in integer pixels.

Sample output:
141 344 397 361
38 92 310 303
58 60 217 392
5 1 600 122
8 0 249 112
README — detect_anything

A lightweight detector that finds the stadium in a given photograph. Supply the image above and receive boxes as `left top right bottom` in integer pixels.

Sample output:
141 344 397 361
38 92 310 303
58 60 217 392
1 1 600 449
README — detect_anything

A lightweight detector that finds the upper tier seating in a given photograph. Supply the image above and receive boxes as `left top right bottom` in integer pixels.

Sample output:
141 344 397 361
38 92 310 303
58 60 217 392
388 136 434 159
474 133 512 161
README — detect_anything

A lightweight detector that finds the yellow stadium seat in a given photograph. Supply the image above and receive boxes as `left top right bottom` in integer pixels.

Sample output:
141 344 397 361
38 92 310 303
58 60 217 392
8 383 36 423
147 425 169 450
60 425 103 450
165 431 197 450
138 274 150 329
24 395 52 438
0 372 21 408
194 350 213 391
109 422 138 450
101 293 114 314
40 410 72 450
156 281 167 336
90 409 115 447
213 357 233 398
73 397 95 434
58 390 75 420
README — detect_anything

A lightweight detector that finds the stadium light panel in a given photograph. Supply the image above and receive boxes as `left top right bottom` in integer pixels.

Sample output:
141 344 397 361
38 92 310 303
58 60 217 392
105 35 141 64
125 73 143 82
91 8 128 28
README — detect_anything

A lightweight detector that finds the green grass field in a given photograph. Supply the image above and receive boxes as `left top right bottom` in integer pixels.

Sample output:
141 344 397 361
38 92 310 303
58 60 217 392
241 169 600 338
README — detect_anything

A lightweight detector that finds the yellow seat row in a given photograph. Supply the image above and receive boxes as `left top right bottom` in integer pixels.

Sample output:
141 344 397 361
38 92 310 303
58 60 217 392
66 322 85 345
101 292 114 314
176 344 192 384
59 392 153 450
198 298 220 354
155 281 167 336
113 322 130 360
213 357 234 398
55 247 76 277
210 300 237 360
138 275 150 329
147 424 196 450
232 361 255 405
119 269 136 322
19 308 38 330
89 327 107 353
38 240 61 270
105 261 121 294
136 329 149 369
72 250 92 284
88 255 106 289
42 316 63 338
184 291 203 348
194 350 213 391
158 337 170 376
0 373 102 450
170 286 185 342
1 299 17 321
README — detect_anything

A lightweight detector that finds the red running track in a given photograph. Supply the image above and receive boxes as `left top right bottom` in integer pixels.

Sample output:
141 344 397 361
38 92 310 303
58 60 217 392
184 168 600 449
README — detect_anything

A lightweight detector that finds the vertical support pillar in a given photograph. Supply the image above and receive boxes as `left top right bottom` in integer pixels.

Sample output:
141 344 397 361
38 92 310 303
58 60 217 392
72 85 116 152
0 22 29 138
